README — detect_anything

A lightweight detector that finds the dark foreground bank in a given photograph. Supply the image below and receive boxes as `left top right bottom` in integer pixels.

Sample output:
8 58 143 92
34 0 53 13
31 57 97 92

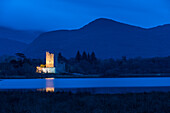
0 91 169 113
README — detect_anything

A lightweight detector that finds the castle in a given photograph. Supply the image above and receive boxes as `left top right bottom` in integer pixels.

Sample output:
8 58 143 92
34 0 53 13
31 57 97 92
36 51 65 74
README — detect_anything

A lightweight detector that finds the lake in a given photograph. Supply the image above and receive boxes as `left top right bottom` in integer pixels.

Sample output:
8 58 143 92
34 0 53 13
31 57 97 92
0 77 170 94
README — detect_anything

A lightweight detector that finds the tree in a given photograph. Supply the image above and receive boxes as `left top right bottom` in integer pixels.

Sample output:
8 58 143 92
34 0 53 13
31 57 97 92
87 53 91 62
75 51 81 62
10 59 19 68
58 52 63 63
15 53 30 66
122 56 127 62
82 51 88 61
91 52 97 63
57 52 67 63
16 53 26 59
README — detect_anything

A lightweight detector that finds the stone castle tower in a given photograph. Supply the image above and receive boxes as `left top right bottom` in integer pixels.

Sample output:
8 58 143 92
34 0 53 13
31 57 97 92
36 51 65 74
46 51 54 68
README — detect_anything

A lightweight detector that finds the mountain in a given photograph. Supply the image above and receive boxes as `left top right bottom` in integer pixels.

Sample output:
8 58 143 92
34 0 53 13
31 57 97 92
24 18 170 59
0 27 42 43
0 38 28 56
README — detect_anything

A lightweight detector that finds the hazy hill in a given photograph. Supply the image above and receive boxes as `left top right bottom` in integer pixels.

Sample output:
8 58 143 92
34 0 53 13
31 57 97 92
24 18 170 59
0 27 42 43
0 38 28 56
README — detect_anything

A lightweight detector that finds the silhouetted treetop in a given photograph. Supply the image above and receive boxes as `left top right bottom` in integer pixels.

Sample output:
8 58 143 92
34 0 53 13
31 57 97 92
91 52 97 63
82 51 88 61
75 51 81 62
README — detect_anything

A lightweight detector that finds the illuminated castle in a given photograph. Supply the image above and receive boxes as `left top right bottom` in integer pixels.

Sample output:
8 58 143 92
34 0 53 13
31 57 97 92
36 52 56 73
46 51 54 68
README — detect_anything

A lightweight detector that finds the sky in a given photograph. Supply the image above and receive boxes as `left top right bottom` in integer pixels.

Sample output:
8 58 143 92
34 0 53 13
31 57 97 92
0 0 170 31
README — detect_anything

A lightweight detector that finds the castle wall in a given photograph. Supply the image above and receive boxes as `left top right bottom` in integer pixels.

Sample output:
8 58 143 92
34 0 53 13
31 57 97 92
36 67 56 73
36 51 65 74
42 67 56 73
46 52 54 68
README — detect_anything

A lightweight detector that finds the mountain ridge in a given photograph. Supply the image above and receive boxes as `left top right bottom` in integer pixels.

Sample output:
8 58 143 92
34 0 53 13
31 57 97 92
24 18 170 59
0 27 42 44
0 38 28 56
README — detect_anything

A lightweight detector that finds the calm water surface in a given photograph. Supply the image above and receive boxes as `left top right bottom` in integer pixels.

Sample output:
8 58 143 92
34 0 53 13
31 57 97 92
0 77 170 93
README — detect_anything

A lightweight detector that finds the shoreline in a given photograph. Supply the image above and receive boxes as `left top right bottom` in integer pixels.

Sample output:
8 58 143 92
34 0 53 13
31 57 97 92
0 74 170 79
1 87 170 94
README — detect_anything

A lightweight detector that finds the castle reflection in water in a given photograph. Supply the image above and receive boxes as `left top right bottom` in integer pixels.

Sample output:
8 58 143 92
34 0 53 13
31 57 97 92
37 78 55 92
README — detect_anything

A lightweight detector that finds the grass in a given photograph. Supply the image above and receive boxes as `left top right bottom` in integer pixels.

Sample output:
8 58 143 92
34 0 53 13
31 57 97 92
0 91 169 113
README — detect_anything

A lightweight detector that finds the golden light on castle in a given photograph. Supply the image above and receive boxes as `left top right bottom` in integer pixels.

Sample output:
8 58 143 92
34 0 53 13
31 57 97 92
46 52 54 68
36 51 56 73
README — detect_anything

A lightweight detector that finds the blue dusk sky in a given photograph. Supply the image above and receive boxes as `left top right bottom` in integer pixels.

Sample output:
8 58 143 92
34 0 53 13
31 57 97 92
0 0 170 31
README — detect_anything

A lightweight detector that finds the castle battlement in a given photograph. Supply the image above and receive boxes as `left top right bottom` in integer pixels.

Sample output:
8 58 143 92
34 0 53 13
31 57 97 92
36 51 65 74
46 51 54 68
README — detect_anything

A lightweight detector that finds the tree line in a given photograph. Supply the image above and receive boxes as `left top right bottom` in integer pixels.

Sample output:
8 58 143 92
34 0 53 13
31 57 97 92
1 51 170 77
